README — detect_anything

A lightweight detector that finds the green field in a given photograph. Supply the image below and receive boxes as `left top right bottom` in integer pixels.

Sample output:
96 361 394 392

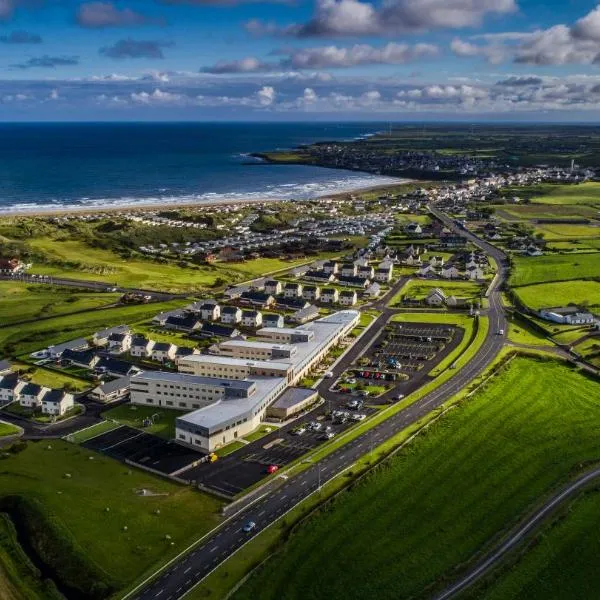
533 223 600 241
0 282 120 326
528 182 600 205
0 299 186 357
0 422 20 437
513 280 600 310
510 253 600 286
101 403 182 439
11 363 91 392
0 440 222 596
391 279 484 305
234 358 600 600
471 489 600 600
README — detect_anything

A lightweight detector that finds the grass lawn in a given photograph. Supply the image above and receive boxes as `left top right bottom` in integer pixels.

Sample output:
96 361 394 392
529 181 600 205
510 253 600 286
473 489 600 600
233 358 600 600
0 299 186 358
390 279 484 305
215 441 246 457
243 425 277 444
0 422 20 437
101 403 182 439
506 315 554 347
0 282 120 326
0 440 222 592
67 420 121 444
11 363 91 392
513 280 600 310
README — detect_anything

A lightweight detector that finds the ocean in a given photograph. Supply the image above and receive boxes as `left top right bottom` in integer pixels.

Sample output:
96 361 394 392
0 122 403 213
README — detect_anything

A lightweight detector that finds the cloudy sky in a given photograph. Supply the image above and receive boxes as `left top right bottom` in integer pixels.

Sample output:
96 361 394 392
3 0 600 120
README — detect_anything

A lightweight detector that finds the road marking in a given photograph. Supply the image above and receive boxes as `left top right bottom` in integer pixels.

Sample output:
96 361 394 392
184 567 191 574
209 546 218 553
154 591 163 598
258 510 265 516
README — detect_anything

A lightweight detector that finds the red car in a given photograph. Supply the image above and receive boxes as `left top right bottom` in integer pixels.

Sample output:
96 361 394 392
266 465 279 474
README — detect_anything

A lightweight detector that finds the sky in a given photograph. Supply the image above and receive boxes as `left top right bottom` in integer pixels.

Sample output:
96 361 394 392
3 0 600 120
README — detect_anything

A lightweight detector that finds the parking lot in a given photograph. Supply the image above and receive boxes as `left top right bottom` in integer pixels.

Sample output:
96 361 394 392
82 425 204 477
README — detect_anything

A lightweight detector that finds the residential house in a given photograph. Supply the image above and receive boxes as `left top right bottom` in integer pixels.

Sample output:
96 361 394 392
199 303 221 321
339 290 358 306
41 389 75 417
151 343 178 363
264 280 282 296
224 284 251 300
441 265 461 279
164 314 202 333
304 270 335 284
242 310 263 328
320 288 339 304
0 258 24 274
220 306 242 324
417 263 437 277
93 325 131 347
357 265 375 279
152 309 185 326
90 376 131 403
405 222 423 236
0 360 11 376
276 297 310 311
19 382 49 409
290 305 320 324
337 276 370 288
130 337 155 358
404 254 421 266
290 265 309 278
365 282 381 298
322 261 339 275
539 307 596 325
174 347 200 364
429 256 445 267
108 332 132 355
197 323 241 338
61 348 100 369
375 264 393 283
263 313 285 328
302 285 321 301
283 282 303 298
250 278 267 291
47 338 89 360
426 288 447 306
466 265 485 280
340 263 357 277
0 374 24 406
95 357 141 378
239 291 275 308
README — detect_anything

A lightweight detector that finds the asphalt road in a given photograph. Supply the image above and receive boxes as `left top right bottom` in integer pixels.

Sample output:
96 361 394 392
434 466 600 600
128 212 509 600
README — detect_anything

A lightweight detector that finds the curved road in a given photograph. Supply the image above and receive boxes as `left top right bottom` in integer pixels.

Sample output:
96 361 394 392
126 209 510 600
434 466 600 600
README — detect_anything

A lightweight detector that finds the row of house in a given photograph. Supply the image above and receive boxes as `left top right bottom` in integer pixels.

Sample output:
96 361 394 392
0 373 74 416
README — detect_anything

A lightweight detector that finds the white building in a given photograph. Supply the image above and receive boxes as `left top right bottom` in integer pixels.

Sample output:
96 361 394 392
41 390 75 416
241 310 263 328
220 306 242 324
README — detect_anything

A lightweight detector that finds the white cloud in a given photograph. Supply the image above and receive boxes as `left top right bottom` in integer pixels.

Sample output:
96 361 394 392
256 85 276 106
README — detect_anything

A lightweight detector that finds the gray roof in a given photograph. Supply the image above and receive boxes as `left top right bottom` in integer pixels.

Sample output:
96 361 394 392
94 376 131 395
270 387 318 410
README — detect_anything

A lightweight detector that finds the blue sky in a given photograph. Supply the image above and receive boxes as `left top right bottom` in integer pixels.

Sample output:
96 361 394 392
2 0 600 119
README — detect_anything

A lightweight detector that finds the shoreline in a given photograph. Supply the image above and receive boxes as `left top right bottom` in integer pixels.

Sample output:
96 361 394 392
0 179 414 219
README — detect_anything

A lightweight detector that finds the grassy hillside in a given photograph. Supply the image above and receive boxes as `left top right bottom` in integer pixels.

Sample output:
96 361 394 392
234 358 600 600
510 253 600 286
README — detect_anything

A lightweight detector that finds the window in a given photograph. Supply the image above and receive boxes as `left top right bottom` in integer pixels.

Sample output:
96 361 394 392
166 401 173 406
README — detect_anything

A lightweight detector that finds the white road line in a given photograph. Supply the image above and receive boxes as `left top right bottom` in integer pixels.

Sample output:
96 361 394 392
183 567 191 574
209 546 218 553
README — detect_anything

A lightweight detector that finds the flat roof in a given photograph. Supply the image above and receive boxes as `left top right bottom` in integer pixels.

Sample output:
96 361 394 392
179 354 292 372
218 339 296 352
134 370 255 391
270 387 318 410
256 327 313 336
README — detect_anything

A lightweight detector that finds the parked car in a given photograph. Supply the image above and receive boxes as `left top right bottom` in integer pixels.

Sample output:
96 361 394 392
266 465 279 474
309 421 322 431
351 413 366 422
321 432 336 440
291 426 306 436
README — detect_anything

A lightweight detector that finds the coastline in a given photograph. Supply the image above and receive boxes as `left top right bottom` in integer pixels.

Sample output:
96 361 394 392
0 179 414 219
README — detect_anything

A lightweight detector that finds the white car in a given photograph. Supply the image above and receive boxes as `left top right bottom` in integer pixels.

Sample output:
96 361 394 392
243 521 256 533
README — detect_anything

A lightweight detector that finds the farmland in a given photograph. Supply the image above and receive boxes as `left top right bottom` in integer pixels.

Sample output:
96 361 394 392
234 358 600 600
0 440 222 597
510 253 600 286
513 280 600 310
528 182 600 205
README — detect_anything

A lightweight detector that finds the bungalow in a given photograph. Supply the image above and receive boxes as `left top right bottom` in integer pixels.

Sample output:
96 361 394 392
303 270 335 284
197 323 241 339
340 263 357 277
47 338 89 360
339 290 358 306
95 357 141 378
277 297 310 311
250 278 267 291
357 265 375 279
441 265 461 279
417 263 437 277
130 337 155 358
90 376 131 403
19 382 49 409
263 313 285 328
539 307 596 325
241 310 263 328
220 306 242 324
93 325 131 347
426 288 447 306
108 332 132 355
152 309 185 326
164 314 202 333
264 280 282 295
41 389 75 417
224 284 251 299
199 303 221 321
466 265 485 280
61 348 100 369
302 285 321 301
240 291 275 308
283 282 303 298
375 265 393 283
320 288 339 304
0 374 24 406
290 265 310 278
322 261 339 275
337 276 370 288
365 282 381 298
290 304 320 324
151 343 178 363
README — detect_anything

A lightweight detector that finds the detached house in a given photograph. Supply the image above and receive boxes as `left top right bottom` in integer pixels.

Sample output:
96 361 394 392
130 337 155 358
302 285 321 301
426 288 447 306
340 263 357 278
19 382 50 409
321 288 339 304
220 306 242 324
90 376 131 403
199 303 221 321
262 313 284 328
0 374 24 406
290 305 320 324
93 325 130 347
441 265 461 279
323 261 339 275
466 265 485 280
339 290 358 306
283 282 303 298
264 280 282 295
242 310 263 328
108 332 132 355
375 265 393 283
151 343 178 363
357 265 375 279
42 389 75 417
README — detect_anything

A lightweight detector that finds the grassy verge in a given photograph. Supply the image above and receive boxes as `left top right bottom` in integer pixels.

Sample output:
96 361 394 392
66 420 121 444
233 357 600 600
0 423 20 437
243 426 277 444
215 441 247 457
